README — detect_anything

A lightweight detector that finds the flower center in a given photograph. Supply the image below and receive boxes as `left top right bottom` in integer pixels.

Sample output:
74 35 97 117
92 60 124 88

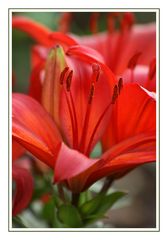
59 65 123 155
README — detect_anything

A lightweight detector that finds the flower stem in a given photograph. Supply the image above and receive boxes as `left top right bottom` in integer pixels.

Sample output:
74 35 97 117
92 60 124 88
58 184 66 203
100 176 114 194
72 193 80 207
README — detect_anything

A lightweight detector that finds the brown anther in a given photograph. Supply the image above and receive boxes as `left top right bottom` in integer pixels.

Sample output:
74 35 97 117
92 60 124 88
88 83 95 104
112 85 118 104
66 70 73 91
60 67 69 85
148 58 156 80
127 52 142 69
118 77 123 94
92 63 101 82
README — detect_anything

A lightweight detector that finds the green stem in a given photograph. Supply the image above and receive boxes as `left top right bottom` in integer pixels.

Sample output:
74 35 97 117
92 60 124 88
12 216 26 228
100 176 114 194
72 193 80 207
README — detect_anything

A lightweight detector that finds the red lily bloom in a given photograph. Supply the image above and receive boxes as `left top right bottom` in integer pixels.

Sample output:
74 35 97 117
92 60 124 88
12 140 33 216
60 12 156 91
12 41 156 193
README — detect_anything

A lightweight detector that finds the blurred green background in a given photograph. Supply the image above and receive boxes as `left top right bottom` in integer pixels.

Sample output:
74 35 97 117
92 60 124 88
12 12 156 93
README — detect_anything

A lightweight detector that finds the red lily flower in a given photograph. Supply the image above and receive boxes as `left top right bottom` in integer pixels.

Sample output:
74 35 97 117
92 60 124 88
59 12 156 91
12 140 33 216
12 43 156 193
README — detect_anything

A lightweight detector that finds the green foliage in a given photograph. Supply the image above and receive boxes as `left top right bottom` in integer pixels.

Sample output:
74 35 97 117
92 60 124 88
57 204 83 228
79 191 127 225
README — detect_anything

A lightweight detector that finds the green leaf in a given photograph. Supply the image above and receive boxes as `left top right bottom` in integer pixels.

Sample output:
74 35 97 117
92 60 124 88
95 191 127 216
57 204 83 228
79 190 92 206
80 191 126 219
79 194 104 216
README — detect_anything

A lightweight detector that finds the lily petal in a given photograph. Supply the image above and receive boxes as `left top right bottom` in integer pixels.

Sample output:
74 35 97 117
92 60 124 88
12 16 54 47
102 84 156 150
12 165 33 216
122 65 156 92
12 93 61 168
80 23 156 74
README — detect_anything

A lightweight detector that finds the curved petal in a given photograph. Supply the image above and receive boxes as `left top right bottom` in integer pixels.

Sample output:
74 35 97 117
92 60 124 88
12 165 33 216
12 16 78 49
84 149 156 191
80 23 156 74
53 134 155 193
29 60 45 102
122 65 156 92
12 16 54 47
12 93 61 168
102 84 156 150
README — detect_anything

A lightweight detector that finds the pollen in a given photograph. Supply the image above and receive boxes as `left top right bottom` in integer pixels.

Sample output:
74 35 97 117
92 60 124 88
118 77 123 94
60 67 69 85
112 85 118 104
88 83 95 104
66 70 73 91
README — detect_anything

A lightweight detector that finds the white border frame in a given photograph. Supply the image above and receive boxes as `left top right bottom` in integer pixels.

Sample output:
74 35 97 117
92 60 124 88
9 8 160 232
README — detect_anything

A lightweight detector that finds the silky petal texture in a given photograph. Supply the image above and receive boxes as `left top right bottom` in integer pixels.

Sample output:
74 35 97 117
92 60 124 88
79 23 156 74
121 65 156 92
12 165 33 216
12 93 61 168
54 134 155 193
102 84 156 150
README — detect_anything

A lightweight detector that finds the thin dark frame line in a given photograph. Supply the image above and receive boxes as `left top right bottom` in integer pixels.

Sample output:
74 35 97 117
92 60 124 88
8 7 160 232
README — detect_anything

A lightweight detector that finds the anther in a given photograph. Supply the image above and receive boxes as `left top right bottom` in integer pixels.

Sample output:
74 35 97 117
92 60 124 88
60 67 69 85
92 63 101 82
127 52 142 69
148 58 156 80
88 83 95 104
66 70 73 91
118 77 123 94
112 85 118 104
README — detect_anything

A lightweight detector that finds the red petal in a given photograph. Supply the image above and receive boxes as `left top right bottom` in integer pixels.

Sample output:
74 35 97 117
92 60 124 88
102 84 156 150
29 60 45 102
66 45 116 87
122 65 156 92
12 165 33 216
12 93 61 168
59 50 116 153
49 32 78 48
12 16 54 47
53 133 155 193
84 149 156 190
80 23 156 74
53 143 99 192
